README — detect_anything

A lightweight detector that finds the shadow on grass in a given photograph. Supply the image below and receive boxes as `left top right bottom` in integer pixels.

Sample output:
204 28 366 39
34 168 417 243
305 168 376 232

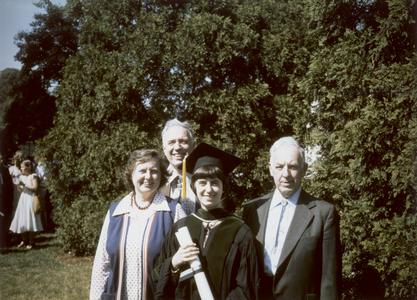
35 233 60 248
4 232 60 254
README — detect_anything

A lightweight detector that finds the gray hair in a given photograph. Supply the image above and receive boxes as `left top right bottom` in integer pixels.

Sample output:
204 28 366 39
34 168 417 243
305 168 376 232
161 118 195 147
269 136 306 165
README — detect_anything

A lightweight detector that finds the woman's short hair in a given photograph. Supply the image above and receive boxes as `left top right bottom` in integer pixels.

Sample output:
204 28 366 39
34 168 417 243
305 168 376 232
124 149 168 192
21 159 33 171
13 151 23 166
190 165 235 212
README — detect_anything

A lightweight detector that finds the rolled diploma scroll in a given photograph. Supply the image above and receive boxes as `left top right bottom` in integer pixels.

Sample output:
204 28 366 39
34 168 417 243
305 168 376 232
175 226 215 300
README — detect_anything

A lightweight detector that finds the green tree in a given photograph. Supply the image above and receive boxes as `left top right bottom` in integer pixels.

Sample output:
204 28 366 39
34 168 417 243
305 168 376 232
4 72 56 155
0 68 20 157
297 0 417 298
0 0 78 160
37 0 168 254
34 0 416 297
38 0 313 254
15 0 78 88
0 68 56 159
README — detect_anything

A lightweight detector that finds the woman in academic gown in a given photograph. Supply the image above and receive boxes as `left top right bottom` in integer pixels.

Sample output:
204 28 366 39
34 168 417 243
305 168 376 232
155 143 260 300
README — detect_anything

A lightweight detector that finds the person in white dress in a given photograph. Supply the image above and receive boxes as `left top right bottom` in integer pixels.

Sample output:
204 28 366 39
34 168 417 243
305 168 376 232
90 149 184 300
9 159 43 249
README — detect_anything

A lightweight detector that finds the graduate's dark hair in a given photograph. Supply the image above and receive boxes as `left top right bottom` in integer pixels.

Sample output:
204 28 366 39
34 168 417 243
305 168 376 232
190 165 235 212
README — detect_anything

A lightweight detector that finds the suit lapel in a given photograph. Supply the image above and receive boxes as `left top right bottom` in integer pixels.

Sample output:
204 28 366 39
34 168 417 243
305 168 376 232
256 194 273 244
277 190 315 268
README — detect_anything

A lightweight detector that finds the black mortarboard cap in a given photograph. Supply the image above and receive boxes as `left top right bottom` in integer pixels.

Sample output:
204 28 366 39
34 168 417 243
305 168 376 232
185 142 242 175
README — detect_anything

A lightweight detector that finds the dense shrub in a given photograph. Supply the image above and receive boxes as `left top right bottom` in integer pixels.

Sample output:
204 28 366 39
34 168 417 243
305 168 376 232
28 0 417 297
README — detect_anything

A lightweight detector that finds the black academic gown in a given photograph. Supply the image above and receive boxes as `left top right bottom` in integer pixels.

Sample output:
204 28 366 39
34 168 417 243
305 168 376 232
155 209 260 300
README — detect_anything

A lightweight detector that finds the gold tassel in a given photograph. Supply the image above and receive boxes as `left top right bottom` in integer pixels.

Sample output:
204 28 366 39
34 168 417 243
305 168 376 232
181 155 187 200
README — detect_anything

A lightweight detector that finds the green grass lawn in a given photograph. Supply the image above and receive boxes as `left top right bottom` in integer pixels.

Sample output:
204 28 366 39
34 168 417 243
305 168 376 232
0 233 93 299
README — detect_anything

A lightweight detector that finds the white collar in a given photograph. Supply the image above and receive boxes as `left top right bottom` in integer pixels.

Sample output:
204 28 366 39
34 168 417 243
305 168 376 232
167 164 180 176
167 164 191 185
112 191 171 216
271 188 301 208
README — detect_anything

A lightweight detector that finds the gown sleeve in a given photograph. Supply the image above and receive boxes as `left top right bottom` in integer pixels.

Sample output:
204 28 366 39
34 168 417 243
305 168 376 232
153 225 181 300
225 227 261 300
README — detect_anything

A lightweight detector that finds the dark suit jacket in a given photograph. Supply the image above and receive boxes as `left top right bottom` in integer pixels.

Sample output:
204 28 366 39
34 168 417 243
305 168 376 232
242 190 341 300
0 164 13 249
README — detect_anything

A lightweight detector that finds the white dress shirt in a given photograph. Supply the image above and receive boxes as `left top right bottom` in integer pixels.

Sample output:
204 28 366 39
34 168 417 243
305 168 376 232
263 188 301 275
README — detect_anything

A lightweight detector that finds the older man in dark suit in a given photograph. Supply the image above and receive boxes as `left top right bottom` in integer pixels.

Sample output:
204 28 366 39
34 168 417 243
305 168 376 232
243 136 341 300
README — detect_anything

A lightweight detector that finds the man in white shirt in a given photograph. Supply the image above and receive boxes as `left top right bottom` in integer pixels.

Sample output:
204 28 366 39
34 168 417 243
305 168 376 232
160 118 197 220
243 136 341 300
35 156 49 230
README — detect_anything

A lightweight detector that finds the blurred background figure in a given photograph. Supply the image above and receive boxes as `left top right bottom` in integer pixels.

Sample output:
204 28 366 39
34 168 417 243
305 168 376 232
8 151 23 213
0 154 13 253
9 159 43 249
35 155 50 231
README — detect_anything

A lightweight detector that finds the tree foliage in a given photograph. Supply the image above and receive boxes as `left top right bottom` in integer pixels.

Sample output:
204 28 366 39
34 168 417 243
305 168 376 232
297 0 417 297
0 69 56 158
22 0 417 297
0 68 20 156
0 0 78 160
15 0 78 88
